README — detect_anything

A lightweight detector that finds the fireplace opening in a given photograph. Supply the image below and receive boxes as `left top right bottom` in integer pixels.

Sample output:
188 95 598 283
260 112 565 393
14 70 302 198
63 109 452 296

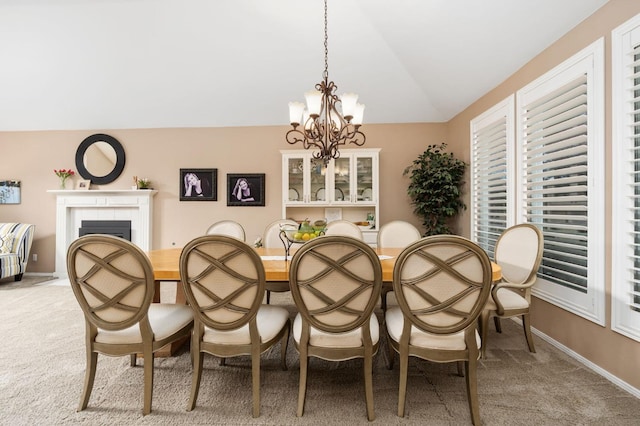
79 220 132 241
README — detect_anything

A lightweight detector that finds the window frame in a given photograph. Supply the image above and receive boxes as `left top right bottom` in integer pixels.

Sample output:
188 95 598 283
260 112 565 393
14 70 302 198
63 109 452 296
612 13 640 342
515 38 605 325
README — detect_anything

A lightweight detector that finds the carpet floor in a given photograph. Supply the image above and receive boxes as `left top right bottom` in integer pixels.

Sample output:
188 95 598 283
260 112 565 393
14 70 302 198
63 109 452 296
0 276 639 425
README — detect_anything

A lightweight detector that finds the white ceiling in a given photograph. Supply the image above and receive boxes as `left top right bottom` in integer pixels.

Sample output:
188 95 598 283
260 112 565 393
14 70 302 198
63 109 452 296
0 0 609 131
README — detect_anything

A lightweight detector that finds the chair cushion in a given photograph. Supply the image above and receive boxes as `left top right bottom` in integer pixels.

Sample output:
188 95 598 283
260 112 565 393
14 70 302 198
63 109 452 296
203 304 289 345
293 313 380 348
485 288 529 311
385 306 481 350
95 304 193 345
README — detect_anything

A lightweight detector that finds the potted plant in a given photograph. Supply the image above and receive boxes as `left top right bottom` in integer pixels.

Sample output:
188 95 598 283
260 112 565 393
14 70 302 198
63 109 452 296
403 143 466 235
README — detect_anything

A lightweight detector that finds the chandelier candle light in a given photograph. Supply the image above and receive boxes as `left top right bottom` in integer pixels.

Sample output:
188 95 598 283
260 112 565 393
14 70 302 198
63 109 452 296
286 0 366 163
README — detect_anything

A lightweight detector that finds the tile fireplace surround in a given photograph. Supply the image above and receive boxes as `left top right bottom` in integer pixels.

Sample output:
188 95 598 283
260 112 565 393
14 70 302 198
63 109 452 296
48 189 157 277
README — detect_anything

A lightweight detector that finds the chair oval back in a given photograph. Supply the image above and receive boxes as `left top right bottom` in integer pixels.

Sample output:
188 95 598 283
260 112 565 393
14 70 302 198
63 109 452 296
324 220 363 240
289 235 382 334
393 235 492 335
263 219 298 249
206 220 246 242
67 234 154 331
180 235 265 331
494 223 543 284
377 220 422 248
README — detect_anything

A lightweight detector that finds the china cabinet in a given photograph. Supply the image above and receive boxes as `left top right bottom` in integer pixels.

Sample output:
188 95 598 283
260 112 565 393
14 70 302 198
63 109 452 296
281 149 380 245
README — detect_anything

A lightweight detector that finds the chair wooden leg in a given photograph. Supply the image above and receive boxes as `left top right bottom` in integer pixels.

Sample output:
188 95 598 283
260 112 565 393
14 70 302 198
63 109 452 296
397 352 409 417
188 349 204 411
522 313 536 353
266 290 271 304
297 355 308 417
493 316 502 333
142 349 154 415
479 311 489 359
364 355 375 421
464 359 481 426
386 335 396 370
78 351 98 411
280 323 290 371
251 344 261 418
130 354 137 367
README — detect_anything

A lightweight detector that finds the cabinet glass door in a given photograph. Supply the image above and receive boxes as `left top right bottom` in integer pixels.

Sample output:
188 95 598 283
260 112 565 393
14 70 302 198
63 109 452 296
334 157 351 202
309 158 328 202
357 156 374 202
287 157 304 202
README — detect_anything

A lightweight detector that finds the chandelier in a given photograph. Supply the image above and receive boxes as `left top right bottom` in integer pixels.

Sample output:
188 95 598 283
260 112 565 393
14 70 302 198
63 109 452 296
286 0 366 163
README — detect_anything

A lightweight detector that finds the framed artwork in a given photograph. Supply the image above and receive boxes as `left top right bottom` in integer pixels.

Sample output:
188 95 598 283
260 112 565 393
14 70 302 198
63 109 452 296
227 173 265 206
180 168 217 201
0 180 21 204
75 179 91 190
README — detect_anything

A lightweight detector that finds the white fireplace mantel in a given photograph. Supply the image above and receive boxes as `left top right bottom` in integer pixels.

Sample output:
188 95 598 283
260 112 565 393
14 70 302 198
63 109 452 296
48 189 157 277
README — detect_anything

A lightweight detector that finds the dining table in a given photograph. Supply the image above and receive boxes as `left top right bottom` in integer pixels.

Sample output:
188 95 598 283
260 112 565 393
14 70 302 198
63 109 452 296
147 245 501 356
148 246 502 302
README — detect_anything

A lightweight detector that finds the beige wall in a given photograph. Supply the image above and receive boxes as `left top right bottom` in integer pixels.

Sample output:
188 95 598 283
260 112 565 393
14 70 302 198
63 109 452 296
447 0 640 392
0 123 446 273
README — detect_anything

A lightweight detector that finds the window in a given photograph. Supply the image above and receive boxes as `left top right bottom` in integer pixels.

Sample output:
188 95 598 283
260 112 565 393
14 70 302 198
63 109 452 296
470 96 514 259
612 14 640 342
516 39 605 324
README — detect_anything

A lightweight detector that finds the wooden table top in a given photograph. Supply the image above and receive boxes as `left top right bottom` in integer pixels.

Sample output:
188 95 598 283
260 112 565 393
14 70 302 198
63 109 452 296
148 246 502 283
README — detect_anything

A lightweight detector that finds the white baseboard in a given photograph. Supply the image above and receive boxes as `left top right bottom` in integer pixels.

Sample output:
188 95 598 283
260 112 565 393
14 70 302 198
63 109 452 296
509 317 640 399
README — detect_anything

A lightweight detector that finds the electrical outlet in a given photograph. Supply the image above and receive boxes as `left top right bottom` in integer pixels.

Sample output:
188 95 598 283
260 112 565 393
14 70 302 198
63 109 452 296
32 253 37 262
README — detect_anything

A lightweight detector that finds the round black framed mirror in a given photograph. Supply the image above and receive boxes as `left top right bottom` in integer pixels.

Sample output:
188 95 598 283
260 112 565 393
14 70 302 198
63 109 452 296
75 134 126 185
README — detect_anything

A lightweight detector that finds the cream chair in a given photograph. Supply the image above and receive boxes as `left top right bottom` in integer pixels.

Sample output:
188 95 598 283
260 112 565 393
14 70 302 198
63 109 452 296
289 236 382 421
179 235 290 417
385 235 492 425
376 220 422 311
262 219 298 303
66 234 194 415
480 223 543 358
262 219 298 249
376 220 421 248
324 219 363 240
206 220 246 241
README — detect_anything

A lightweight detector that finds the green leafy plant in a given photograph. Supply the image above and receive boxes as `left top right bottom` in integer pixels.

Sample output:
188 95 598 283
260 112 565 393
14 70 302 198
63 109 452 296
403 143 467 235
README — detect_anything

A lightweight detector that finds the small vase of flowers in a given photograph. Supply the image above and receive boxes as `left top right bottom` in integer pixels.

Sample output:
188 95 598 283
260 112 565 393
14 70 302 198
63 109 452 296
54 169 75 189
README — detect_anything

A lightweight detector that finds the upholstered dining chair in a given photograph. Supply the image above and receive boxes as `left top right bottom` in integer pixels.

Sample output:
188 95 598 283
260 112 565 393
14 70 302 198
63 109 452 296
66 234 194 415
179 235 290 417
205 220 246 242
480 223 543 358
385 235 492 425
263 219 298 249
324 219 363 240
376 220 423 311
262 218 298 304
289 236 382 421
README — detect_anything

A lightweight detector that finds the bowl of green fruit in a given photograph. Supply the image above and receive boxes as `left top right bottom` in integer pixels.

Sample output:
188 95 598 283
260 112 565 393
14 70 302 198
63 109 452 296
282 219 326 243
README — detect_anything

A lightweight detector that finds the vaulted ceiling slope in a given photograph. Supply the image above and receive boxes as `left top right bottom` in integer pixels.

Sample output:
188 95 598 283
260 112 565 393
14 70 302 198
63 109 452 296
0 0 608 131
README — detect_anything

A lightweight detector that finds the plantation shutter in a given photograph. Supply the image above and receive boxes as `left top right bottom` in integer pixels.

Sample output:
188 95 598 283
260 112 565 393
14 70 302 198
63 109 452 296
471 99 512 259
612 15 640 341
521 74 589 293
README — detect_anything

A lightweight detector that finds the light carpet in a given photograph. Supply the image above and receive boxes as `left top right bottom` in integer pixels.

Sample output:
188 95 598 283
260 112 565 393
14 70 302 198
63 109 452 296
0 278 639 425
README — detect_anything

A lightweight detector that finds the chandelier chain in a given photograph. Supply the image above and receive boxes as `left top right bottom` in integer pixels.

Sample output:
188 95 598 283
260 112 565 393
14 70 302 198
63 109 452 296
323 0 329 80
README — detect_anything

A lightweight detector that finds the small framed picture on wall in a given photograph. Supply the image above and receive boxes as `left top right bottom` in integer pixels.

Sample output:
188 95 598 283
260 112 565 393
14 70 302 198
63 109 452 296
227 173 265 206
180 168 217 201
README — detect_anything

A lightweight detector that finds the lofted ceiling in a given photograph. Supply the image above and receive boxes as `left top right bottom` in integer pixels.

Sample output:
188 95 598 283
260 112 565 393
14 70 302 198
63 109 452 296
0 0 608 131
